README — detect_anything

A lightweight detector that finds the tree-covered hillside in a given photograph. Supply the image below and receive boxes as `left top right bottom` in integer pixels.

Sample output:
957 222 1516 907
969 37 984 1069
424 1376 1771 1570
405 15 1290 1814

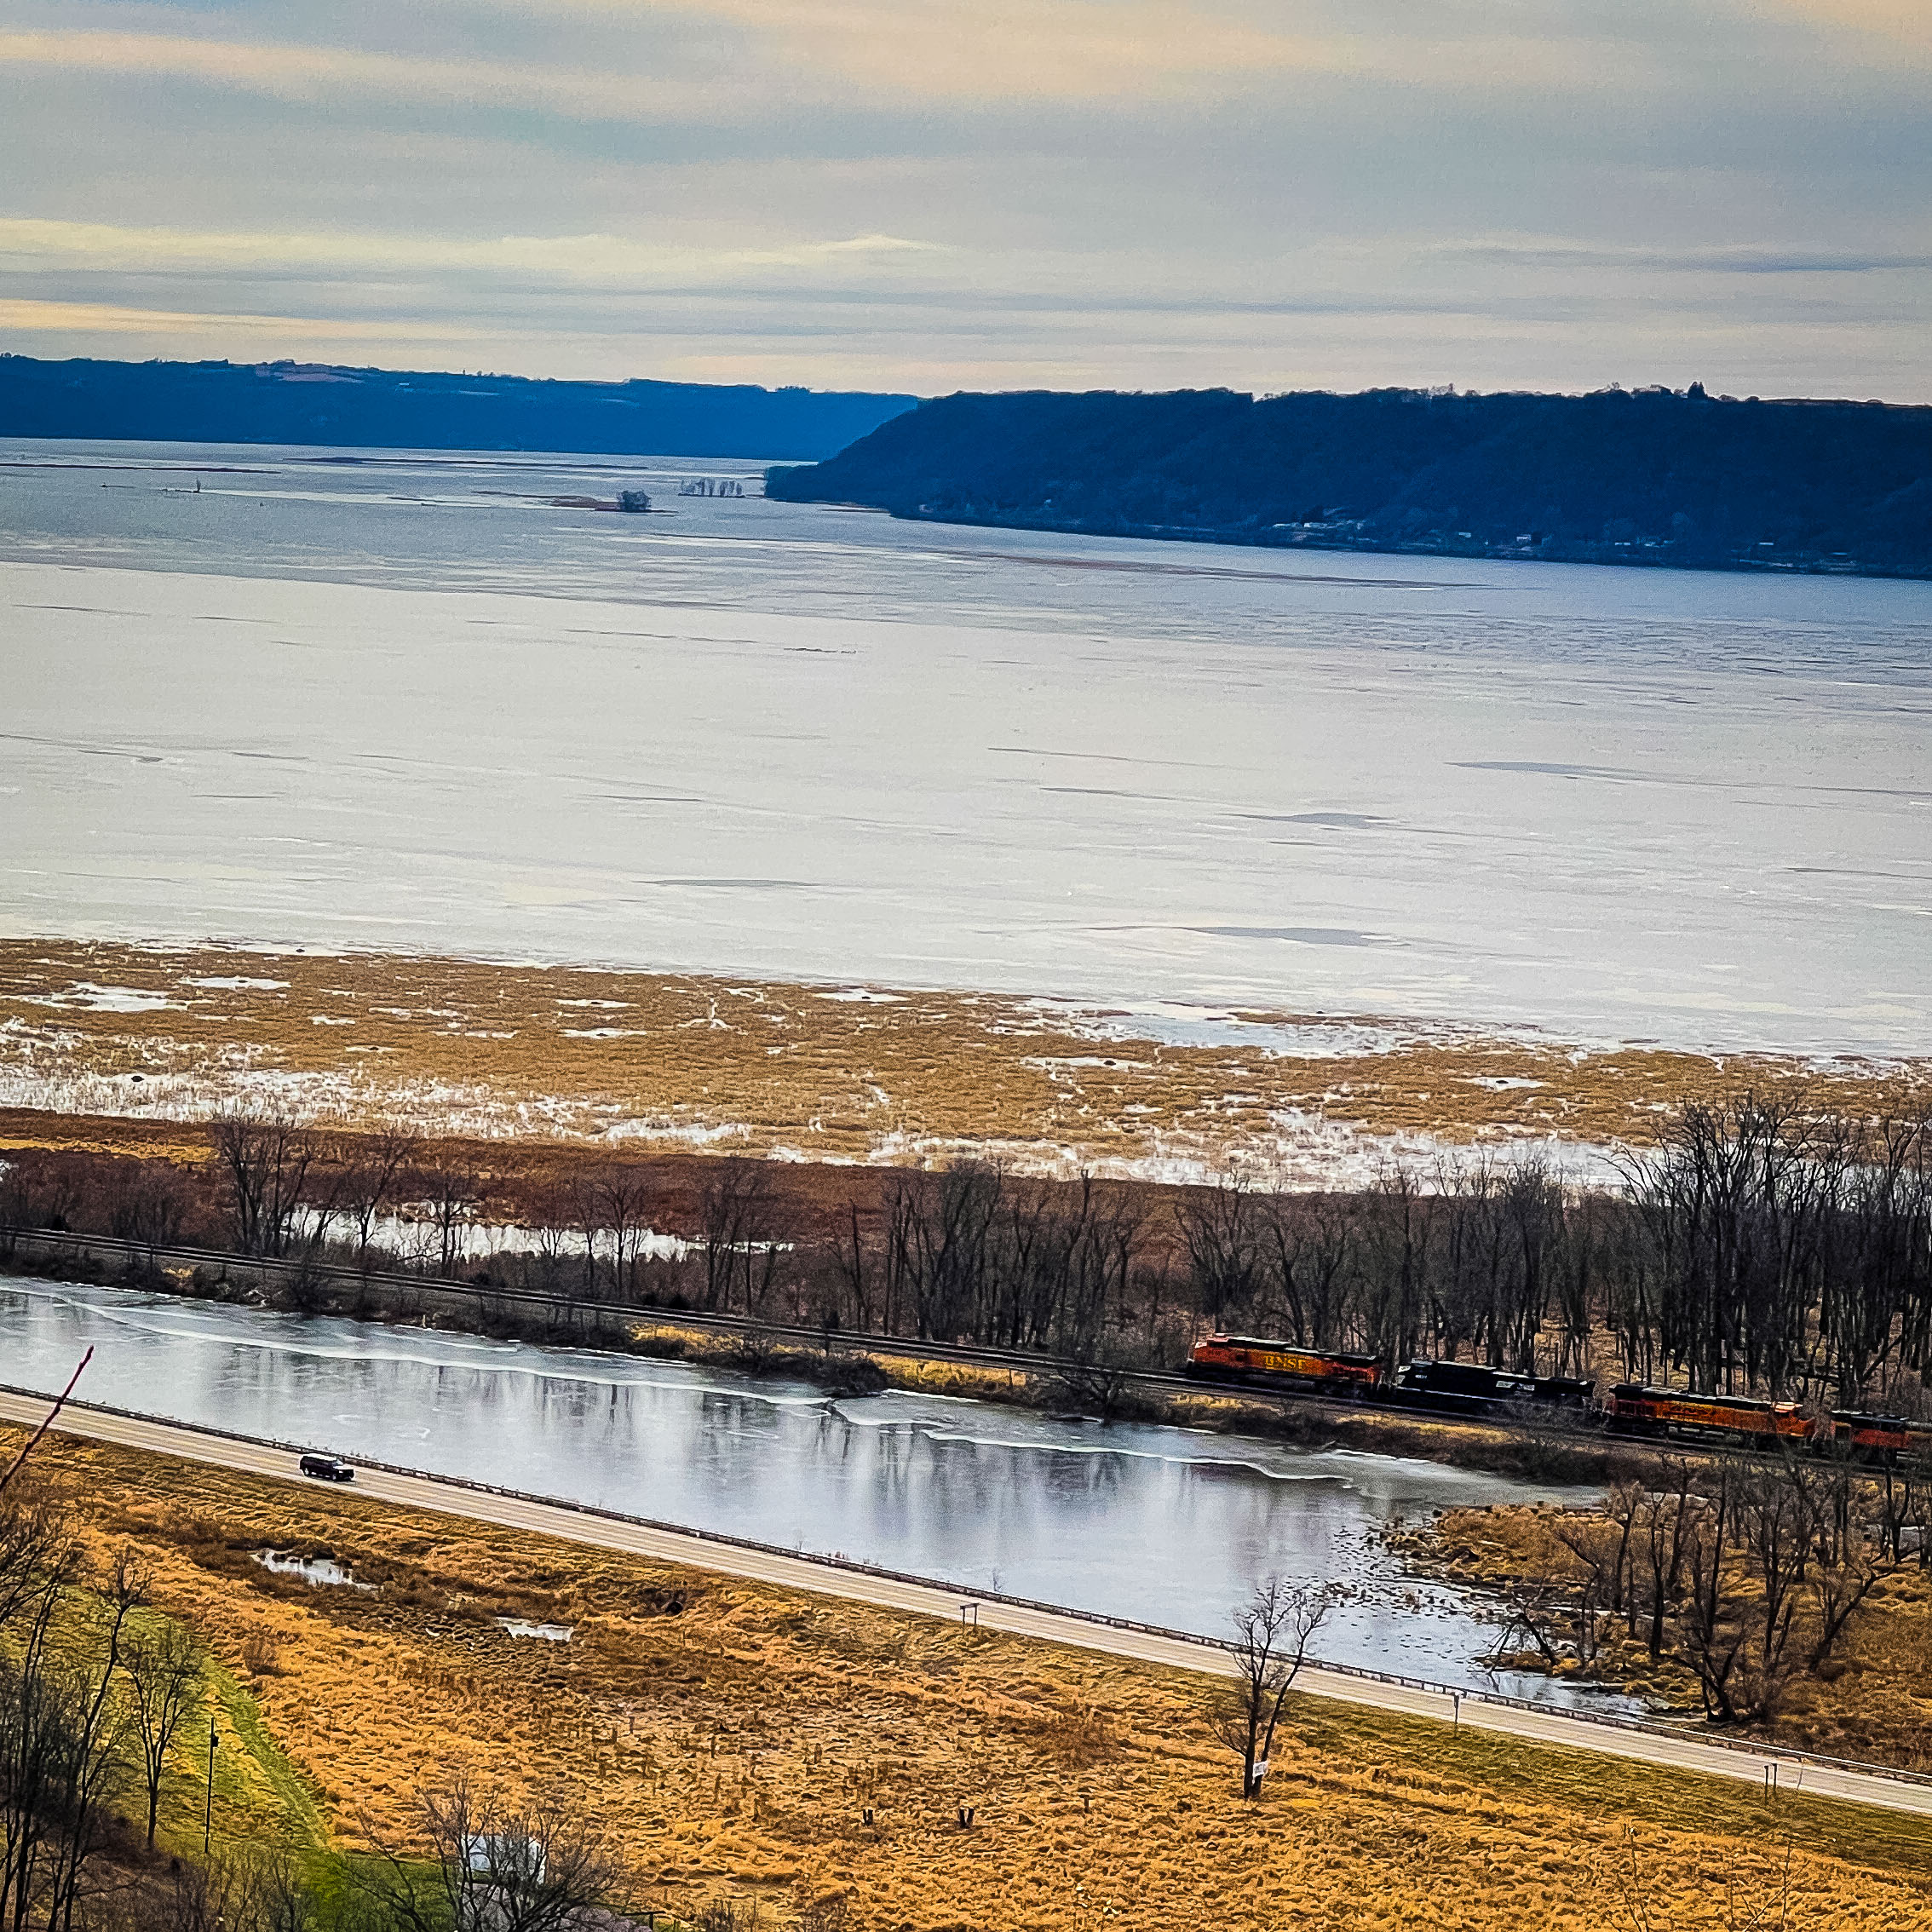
768 385 1932 577
0 354 916 461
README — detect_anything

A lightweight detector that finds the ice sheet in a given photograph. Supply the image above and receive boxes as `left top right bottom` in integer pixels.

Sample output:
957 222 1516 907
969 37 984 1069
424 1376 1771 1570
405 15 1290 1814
3 440 1928 1056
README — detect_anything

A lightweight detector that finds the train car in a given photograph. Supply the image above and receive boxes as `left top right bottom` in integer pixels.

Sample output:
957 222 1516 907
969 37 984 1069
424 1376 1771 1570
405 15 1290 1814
1185 1335 1383 1397
1389 1357 1589 1417
1392 1357 1532 1414
1825 1411 1912 1458
1532 1374 1597 1409
1823 1412 1932 1461
1605 1383 1810 1444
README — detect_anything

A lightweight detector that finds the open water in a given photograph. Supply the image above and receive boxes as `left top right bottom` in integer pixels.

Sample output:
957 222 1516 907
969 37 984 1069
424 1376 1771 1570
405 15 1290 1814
3 439 1929 1054
0 1272 1617 1705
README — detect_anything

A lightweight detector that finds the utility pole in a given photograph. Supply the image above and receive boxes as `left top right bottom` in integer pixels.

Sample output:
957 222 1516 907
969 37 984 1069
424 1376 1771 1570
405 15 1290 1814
204 1716 217 1852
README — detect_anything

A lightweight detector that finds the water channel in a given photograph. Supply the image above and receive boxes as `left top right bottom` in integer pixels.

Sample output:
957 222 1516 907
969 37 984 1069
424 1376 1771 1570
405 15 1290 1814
0 1273 1615 1705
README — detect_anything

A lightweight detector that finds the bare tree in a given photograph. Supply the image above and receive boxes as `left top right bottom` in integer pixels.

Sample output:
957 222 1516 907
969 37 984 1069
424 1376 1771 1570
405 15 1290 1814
1213 1576 1332 1799
1176 1174 1259 1326
0 1481 73 1630
212 1112 317 1257
1052 1333 1143 1423
593 1166 653 1302
27 1549 145 1932
146 1852 321 1932
123 1619 204 1847
106 1162 192 1260
418 1163 484 1279
699 1162 776 1316
339 1123 423 1269
357 1774 626 1931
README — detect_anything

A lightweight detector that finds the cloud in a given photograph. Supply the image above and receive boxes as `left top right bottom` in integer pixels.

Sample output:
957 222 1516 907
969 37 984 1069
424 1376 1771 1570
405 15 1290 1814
0 28 734 119
0 217 946 285
1428 238 1932 275
681 0 1352 97
0 297 492 342
0 3 1925 397
0 11 1617 119
1771 1 1932 61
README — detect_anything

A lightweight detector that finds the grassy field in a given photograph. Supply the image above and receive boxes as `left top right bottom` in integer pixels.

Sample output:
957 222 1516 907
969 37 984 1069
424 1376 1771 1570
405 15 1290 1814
5 937 1923 1180
13 1424 1932 1930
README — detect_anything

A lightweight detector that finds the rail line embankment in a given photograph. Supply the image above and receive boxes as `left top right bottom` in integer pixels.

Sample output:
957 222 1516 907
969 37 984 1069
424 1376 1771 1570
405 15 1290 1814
0 1223 1625 1481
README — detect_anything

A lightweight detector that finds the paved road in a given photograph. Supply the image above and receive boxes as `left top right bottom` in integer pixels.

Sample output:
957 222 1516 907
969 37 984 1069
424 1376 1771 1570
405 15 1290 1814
3 1388 1926 1822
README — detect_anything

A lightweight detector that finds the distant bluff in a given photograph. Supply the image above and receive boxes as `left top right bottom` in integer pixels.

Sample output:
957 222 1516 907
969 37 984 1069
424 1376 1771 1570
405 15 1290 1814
0 354 917 463
767 385 1932 578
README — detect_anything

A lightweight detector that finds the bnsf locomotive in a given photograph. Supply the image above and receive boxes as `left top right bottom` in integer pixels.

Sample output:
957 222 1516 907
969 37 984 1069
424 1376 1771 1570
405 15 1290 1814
1605 1384 1812 1443
1185 1335 1383 1396
1607 1385 1932 1456
1826 1412 1932 1458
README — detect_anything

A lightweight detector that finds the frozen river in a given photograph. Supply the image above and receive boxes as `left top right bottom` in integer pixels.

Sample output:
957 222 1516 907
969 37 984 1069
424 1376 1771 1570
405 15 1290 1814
0 1272 1612 1705
2 438 1929 1053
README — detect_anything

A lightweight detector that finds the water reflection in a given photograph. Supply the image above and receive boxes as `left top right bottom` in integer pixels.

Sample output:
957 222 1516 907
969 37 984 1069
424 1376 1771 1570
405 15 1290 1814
1 1275 1615 1703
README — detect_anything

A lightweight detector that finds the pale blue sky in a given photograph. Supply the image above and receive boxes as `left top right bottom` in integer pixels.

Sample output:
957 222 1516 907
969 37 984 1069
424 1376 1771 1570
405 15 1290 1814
2 0 1928 396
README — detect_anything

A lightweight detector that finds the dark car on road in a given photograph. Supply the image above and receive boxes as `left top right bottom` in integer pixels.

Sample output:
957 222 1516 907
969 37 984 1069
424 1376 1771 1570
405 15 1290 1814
298 1453 354 1482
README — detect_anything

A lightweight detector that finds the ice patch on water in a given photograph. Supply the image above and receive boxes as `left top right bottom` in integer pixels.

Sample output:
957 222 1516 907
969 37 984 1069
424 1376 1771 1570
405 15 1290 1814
254 1550 371 1590
601 1119 750 1146
496 1617 572 1642
22 982 175 1015
0 1279 835 1410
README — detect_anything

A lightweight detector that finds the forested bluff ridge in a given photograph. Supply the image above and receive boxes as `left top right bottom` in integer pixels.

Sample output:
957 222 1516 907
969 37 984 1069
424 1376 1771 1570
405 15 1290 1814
0 353 916 462
766 384 1932 578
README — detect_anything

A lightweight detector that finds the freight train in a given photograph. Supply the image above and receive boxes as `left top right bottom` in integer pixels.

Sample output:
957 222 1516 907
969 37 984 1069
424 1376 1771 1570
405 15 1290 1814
1182 1334 1590 1416
1185 1333 1932 1457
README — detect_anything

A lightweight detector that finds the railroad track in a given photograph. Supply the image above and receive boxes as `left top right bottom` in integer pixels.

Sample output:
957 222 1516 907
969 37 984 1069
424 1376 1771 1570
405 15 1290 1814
0 1223 1346 1414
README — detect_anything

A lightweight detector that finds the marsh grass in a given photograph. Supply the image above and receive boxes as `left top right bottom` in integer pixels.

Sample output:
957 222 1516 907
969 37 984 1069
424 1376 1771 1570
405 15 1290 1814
4 939 1922 1180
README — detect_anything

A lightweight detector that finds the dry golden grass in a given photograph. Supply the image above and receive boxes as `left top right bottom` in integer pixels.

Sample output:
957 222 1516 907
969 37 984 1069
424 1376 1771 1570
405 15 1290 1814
14 1427 1932 1929
3 939 1925 1180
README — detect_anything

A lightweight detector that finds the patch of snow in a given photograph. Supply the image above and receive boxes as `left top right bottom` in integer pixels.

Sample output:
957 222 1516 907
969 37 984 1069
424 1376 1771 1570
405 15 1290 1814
23 982 175 1015
254 1550 371 1590
495 1618 572 1642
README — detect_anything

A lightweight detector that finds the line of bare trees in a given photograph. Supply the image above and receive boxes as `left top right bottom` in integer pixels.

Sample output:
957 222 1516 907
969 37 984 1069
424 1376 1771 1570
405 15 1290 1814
3 1090 1928 1410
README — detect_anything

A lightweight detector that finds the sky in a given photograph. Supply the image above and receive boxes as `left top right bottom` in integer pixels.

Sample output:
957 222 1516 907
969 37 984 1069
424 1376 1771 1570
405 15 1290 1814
1 1 1929 399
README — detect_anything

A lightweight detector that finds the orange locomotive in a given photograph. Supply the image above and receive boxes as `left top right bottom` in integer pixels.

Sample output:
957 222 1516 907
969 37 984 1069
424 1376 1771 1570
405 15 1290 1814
1186 1334 1383 1397
1826 1412 1932 1460
1606 1383 1811 1443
